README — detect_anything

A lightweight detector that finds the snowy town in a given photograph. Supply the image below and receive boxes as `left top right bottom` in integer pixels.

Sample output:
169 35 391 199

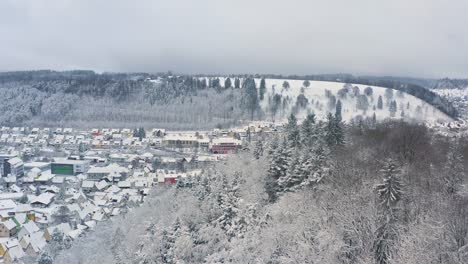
0 124 276 264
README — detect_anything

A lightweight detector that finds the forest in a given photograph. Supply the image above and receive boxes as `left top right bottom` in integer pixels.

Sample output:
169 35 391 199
40 115 468 264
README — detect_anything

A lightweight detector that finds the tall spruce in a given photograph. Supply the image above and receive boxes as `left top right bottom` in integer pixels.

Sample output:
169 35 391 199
325 113 344 147
373 160 403 264
234 78 240 88
224 77 232 89
444 141 465 194
242 78 259 120
377 96 383 110
335 99 342 122
259 78 266 101
253 140 264 159
300 113 317 147
265 138 290 202
286 113 300 148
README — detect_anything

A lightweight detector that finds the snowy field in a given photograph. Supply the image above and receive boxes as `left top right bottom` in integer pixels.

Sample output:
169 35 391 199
210 77 453 124
261 78 451 123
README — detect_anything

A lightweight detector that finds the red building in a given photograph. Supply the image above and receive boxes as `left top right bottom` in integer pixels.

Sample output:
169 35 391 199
210 138 242 154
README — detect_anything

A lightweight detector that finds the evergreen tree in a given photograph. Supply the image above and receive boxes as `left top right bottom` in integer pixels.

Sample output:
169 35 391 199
303 80 311 88
224 77 232 89
335 100 342 122
259 78 266 101
286 114 300 148
300 113 317 147
37 252 54 264
373 160 403 264
278 149 304 191
138 127 146 140
282 81 290 90
265 138 290 202
253 140 264 159
356 94 369 111
270 94 282 122
242 78 259 120
444 142 465 194
307 141 329 184
325 113 344 147
377 96 383 110
234 78 240 88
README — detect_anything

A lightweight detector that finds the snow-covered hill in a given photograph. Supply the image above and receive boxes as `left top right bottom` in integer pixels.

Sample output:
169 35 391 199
210 77 452 124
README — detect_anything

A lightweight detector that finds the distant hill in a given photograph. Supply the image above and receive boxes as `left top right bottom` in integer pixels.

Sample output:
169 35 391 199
0 70 458 128
432 78 468 90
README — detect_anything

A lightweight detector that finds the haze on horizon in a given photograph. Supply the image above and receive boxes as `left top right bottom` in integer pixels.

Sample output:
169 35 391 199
1 0 468 79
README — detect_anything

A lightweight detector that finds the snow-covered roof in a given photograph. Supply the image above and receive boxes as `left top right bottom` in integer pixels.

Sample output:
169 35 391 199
30 193 55 206
1 219 17 230
0 199 17 211
95 180 109 191
7 157 23 166
82 180 95 189
20 221 40 235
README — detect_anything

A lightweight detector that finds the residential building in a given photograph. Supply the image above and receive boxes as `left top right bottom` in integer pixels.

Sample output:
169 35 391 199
51 159 90 176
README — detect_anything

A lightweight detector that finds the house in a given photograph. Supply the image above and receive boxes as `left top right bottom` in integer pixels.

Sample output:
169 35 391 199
19 231 46 256
95 180 109 191
163 134 199 148
23 162 50 172
0 200 17 221
51 159 90 175
81 180 95 192
0 220 17 237
44 223 72 242
3 241 25 264
117 181 131 189
5 158 24 178
30 193 55 208
15 204 35 222
17 221 40 239
0 154 19 177
87 163 129 181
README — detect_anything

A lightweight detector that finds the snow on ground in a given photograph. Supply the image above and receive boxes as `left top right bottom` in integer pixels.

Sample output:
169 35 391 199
256 78 452 123
199 77 453 124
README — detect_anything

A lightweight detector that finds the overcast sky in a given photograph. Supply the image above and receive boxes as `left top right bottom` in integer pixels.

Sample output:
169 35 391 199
1 0 468 78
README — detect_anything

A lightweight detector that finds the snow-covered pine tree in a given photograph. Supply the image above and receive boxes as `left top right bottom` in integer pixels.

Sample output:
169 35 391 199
224 77 232 89
259 78 266 101
325 113 345 147
265 138 290 202
335 100 342 122
286 113 300 148
377 95 383 110
444 141 465 194
253 139 264 159
300 113 317 148
278 149 304 191
373 160 403 264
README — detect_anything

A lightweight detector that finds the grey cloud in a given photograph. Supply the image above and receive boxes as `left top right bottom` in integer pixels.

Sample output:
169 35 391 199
1 0 468 78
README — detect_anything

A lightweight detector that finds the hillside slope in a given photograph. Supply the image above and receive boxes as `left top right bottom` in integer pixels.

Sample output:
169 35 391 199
257 78 452 123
